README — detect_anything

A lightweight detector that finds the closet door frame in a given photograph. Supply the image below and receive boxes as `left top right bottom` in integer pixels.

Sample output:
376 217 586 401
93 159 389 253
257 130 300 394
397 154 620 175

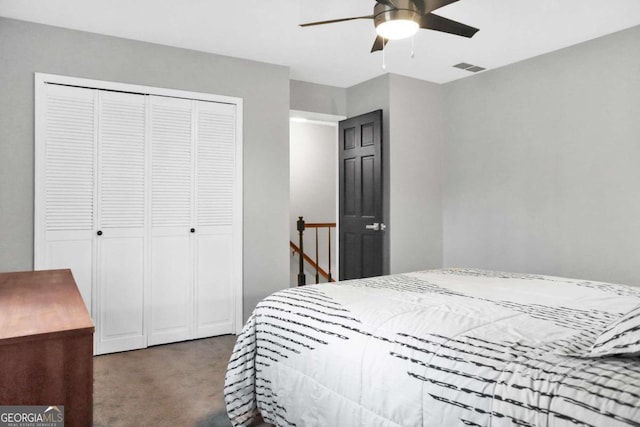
34 73 244 338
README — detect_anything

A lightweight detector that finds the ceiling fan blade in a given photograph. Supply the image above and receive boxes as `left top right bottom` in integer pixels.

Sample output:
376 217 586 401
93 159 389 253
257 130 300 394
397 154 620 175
429 0 460 12
419 13 479 38
300 15 374 27
371 36 389 53
410 0 425 15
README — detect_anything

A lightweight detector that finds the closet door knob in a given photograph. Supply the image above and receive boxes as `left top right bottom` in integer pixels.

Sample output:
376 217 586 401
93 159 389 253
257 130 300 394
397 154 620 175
190 228 196 233
97 230 103 236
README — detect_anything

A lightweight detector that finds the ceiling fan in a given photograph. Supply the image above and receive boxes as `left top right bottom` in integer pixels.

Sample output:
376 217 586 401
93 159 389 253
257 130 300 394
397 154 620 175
300 0 479 52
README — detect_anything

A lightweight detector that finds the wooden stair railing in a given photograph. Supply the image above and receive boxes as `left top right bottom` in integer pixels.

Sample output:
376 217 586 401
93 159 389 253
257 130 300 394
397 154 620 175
290 242 332 283
293 216 336 286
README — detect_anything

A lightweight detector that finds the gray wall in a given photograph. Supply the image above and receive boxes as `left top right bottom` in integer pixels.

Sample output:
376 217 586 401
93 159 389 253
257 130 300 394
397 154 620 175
290 80 347 116
442 25 640 286
388 75 443 273
0 17 291 319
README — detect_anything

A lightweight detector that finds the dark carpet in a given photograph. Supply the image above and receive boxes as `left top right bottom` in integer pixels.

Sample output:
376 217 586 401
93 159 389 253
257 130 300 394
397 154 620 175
93 335 269 427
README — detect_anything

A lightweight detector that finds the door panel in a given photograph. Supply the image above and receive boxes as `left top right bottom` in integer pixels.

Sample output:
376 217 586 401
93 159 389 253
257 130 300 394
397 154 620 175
339 110 384 280
361 123 375 146
98 230 146 354
361 233 382 278
343 158 357 216
45 231 93 311
344 127 356 149
149 231 193 345
343 232 362 280
195 231 233 338
361 156 376 216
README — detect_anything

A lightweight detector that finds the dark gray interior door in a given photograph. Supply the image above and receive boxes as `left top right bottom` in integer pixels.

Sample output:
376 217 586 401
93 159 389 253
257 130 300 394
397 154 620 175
339 110 384 280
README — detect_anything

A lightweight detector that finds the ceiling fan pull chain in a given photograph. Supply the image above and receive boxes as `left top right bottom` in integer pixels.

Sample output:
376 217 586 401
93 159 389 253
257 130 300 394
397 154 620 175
382 38 386 70
410 34 415 59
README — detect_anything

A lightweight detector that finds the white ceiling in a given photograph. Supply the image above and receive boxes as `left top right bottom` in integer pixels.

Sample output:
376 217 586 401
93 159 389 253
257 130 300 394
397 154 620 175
1 0 639 88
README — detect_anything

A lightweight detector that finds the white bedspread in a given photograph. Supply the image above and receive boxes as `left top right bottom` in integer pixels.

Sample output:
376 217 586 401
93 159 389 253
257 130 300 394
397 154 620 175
224 268 640 426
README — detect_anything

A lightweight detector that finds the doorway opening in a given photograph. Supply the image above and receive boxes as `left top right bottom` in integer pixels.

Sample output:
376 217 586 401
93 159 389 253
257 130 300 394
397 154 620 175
289 110 344 286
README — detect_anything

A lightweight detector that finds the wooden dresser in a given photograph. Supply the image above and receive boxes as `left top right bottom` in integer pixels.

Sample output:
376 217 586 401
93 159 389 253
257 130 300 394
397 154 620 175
0 269 94 426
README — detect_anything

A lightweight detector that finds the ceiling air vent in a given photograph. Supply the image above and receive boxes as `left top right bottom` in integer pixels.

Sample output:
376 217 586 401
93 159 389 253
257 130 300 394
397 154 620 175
453 62 486 73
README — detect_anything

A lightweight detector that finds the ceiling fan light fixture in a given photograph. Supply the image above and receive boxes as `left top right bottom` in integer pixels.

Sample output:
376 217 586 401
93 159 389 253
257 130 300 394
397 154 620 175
376 19 419 40
373 0 421 41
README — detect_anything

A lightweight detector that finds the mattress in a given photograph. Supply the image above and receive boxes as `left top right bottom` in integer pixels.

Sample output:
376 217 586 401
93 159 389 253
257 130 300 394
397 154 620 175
224 268 640 426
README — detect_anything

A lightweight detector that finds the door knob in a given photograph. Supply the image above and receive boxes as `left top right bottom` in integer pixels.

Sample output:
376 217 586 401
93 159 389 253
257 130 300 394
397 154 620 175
97 230 103 236
365 223 386 231
190 228 196 233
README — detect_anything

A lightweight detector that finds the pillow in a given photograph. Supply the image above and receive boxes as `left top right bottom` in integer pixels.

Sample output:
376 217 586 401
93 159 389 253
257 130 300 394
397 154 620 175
587 306 640 357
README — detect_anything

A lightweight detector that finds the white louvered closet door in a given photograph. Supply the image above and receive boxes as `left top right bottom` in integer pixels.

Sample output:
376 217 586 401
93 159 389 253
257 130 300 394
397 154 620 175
36 75 242 355
194 101 236 338
35 84 96 312
95 91 147 354
149 96 195 346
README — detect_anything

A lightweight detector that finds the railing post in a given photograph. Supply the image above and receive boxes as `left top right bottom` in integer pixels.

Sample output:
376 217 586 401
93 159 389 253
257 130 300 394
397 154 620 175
327 227 332 282
315 228 319 284
297 216 306 286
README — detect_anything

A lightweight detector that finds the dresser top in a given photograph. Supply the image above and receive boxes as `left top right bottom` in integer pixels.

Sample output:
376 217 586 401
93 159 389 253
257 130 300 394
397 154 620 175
0 269 94 343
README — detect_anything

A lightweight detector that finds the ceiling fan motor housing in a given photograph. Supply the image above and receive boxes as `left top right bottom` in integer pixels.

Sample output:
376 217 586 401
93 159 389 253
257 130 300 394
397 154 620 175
373 0 421 28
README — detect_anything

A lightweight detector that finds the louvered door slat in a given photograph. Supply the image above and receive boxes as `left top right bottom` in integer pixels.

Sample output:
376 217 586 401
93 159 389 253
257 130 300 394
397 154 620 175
196 102 236 227
98 92 146 228
151 97 193 227
44 86 95 231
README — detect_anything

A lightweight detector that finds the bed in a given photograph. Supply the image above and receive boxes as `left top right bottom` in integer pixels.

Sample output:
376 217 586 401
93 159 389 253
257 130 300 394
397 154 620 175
224 268 640 426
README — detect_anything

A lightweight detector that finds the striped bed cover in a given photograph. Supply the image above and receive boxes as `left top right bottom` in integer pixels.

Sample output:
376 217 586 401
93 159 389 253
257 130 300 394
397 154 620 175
224 268 640 426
